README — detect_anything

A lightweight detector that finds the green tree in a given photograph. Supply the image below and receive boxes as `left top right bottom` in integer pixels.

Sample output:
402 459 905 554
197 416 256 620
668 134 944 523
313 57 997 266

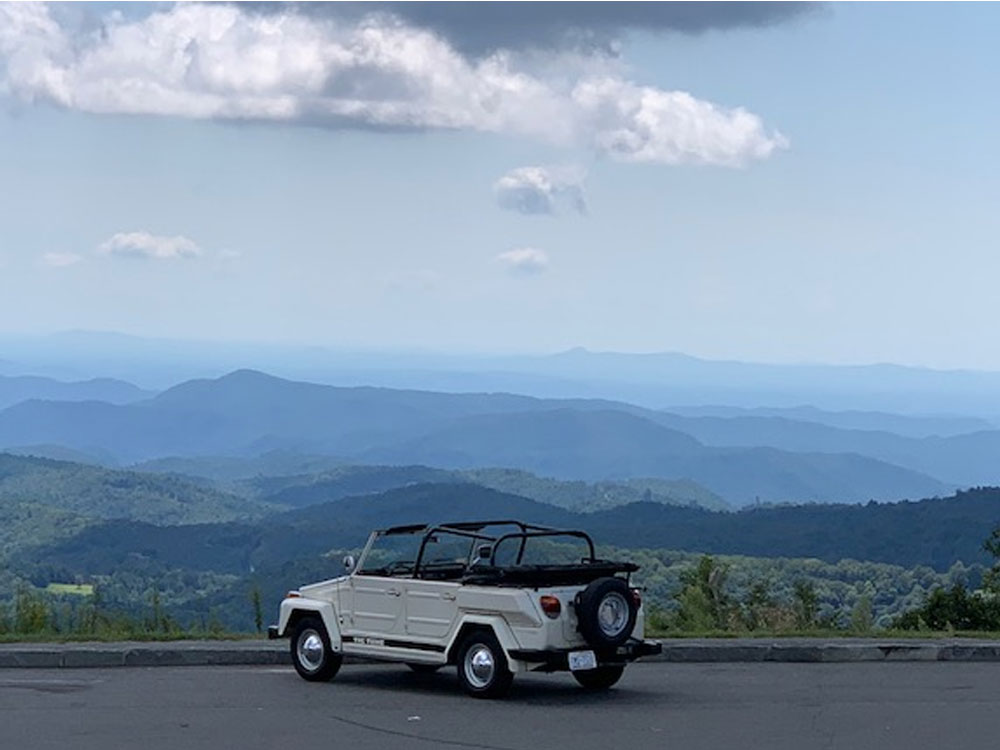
674 555 730 630
895 584 1000 631
250 584 263 634
982 526 1000 595
14 587 49 634
793 580 818 630
741 580 776 631
850 594 874 634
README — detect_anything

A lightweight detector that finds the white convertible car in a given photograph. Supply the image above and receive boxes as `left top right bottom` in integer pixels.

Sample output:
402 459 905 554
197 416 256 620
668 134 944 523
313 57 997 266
269 520 661 698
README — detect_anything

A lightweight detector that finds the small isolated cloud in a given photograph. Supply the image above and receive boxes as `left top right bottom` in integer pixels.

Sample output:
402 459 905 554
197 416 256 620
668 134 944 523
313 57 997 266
42 252 83 268
496 247 549 276
494 166 587 216
97 231 201 260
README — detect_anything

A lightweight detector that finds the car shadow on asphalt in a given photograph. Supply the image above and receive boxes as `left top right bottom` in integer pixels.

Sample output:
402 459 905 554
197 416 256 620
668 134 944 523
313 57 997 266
325 665 665 706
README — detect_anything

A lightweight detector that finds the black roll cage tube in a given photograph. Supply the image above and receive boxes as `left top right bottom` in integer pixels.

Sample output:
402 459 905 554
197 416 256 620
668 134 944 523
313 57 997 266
405 520 598 577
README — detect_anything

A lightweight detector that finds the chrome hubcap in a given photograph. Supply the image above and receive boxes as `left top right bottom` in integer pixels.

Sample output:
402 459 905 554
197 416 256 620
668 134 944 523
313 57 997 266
597 592 629 638
464 645 495 688
297 630 325 671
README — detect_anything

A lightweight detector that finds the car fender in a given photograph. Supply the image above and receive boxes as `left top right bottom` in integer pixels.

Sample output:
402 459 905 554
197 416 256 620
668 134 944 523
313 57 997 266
278 597 342 652
447 614 522 672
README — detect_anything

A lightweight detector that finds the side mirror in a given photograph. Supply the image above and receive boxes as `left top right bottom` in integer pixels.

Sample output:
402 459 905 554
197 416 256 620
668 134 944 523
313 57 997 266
475 544 492 562
343 554 356 574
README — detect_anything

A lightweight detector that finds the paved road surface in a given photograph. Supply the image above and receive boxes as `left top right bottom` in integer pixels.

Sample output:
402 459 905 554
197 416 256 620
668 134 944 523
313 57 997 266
2 662 997 750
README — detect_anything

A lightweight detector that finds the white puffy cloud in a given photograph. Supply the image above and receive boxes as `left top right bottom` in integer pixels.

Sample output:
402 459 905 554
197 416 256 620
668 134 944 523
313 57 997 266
41 252 83 267
0 3 787 167
494 166 587 215
572 78 789 166
496 247 549 276
97 231 201 260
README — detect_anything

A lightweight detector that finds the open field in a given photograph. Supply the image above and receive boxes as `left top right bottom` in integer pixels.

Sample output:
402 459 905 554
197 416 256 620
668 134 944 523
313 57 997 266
43 584 94 597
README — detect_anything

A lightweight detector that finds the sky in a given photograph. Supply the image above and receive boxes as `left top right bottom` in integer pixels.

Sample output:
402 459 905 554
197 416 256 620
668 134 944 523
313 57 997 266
0 2 998 369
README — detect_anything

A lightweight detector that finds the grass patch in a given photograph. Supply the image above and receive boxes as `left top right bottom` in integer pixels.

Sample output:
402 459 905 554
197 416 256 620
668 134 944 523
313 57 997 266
44 583 94 597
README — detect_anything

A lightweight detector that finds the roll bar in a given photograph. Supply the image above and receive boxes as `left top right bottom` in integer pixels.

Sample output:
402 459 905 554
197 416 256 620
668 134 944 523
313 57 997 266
409 520 597 575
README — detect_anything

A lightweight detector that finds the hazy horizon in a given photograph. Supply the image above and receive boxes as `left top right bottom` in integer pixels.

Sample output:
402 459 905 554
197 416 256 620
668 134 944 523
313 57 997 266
5 328 1000 375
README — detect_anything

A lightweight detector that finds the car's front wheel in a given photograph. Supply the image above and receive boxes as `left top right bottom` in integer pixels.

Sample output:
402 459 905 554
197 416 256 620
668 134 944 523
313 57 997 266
290 616 342 682
456 631 514 698
573 665 625 690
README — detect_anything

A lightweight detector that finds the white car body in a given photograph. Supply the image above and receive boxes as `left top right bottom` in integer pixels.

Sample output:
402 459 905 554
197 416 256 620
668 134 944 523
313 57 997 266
271 520 661 696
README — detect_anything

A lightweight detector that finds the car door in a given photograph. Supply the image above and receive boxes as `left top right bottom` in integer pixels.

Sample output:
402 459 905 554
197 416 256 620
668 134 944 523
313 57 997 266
347 573 405 636
403 579 461 639
402 531 469 639
343 530 420 638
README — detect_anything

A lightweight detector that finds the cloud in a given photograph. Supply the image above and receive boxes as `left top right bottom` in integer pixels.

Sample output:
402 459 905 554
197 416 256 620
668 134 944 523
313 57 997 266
495 166 587 216
496 248 549 276
273 2 816 55
41 252 83 267
0 3 788 167
97 231 201 260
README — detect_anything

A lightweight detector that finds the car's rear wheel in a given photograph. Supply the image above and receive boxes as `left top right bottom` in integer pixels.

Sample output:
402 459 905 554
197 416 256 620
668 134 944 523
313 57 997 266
575 577 637 649
291 616 342 682
573 665 625 690
456 631 514 698
406 663 442 674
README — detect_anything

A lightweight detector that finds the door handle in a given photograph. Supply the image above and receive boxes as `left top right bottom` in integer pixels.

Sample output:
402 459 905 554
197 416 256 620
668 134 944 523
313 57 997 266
386 589 401 597
441 592 456 601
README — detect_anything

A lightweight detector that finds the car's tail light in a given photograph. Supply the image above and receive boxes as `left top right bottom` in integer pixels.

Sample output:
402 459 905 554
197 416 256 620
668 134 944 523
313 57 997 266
540 595 562 619
286 590 301 598
630 588 642 609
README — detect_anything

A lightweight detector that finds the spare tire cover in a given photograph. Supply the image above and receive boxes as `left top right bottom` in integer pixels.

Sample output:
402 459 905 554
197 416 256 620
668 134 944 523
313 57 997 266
575 577 637 648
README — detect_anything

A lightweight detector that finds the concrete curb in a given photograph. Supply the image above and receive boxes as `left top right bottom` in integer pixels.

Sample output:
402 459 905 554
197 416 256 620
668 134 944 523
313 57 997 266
3 638 1000 669
0 641 289 669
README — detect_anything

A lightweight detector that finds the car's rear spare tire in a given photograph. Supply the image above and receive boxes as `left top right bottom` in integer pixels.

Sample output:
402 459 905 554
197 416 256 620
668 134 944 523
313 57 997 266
291 616 342 682
573 665 625 690
575 577 637 648
455 630 514 698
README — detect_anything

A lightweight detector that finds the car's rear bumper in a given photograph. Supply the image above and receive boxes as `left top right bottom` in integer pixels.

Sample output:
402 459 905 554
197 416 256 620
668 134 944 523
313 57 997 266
267 625 281 640
509 639 662 671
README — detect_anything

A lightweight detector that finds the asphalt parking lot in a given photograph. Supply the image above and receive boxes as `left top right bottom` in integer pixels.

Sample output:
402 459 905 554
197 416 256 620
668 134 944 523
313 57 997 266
2 661 998 750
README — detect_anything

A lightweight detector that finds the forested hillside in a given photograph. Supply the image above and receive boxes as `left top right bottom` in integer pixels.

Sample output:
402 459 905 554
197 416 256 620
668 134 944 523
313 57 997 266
3 449 999 634
0 453 278 527
17 483 1000 580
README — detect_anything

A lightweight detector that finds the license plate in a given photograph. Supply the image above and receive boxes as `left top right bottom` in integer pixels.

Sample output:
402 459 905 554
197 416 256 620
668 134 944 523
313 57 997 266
568 650 597 671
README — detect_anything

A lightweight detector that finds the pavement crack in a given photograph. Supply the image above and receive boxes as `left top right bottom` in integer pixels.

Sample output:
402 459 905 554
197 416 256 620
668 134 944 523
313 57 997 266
321 711 518 750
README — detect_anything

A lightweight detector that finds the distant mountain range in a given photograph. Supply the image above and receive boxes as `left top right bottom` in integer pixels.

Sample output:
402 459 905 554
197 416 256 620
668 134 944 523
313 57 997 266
0 373 150 410
666 405 994 438
6 331 1000 414
0 370 958 506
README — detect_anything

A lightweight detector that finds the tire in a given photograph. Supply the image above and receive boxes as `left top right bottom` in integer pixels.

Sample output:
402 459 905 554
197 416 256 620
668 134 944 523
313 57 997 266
406 663 442 674
290 616 342 682
573 665 625 691
574 577 637 649
455 630 514 699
